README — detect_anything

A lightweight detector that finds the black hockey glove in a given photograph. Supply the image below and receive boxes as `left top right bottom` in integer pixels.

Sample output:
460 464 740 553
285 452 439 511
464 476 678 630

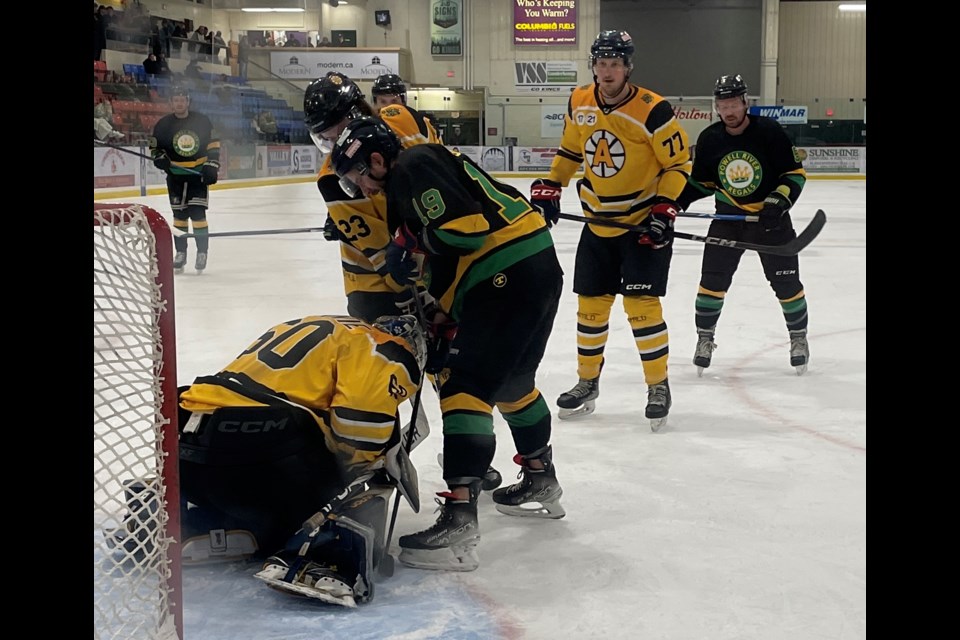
322 214 341 242
201 162 219 185
639 201 678 249
759 191 792 231
153 152 171 172
385 225 420 287
425 310 457 374
530 179 562 227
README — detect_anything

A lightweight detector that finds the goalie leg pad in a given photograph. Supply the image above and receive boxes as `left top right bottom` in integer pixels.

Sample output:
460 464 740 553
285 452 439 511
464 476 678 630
181 529 259 565
255 486 393 605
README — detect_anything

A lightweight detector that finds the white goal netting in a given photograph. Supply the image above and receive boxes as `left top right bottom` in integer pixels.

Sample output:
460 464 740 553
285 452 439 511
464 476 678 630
94 204 181 640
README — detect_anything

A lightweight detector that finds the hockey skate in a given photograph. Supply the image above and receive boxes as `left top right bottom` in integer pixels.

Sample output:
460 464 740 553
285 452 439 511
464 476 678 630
195 252 207 274
557 376 599 420
102 479 159 564
255 549 358 607
789 329 809 376
646 379 672 432
398 482 481 572
173 250 187 274
436 453 502 491
492 445 565 519
693 329 717 377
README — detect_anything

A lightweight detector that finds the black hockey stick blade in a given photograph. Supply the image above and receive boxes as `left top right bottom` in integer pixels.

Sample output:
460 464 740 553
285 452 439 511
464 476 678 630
555 209 826 256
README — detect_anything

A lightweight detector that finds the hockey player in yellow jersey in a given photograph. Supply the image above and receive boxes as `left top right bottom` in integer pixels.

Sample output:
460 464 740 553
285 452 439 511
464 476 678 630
304 72 442 322
530 30 692 431
174 314 427 606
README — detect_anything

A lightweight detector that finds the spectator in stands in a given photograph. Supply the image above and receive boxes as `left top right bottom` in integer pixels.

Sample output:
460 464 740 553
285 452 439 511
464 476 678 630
184 58 202 79
284 35 300 47
171 22 187 57
318 35 331 46
94 4 107 61
253 110 279 142
237 35 250 80
143 52 161 75
188 25 206 59
157 52 171 75
94 98 124 141
204 28 215 62
158 19 172 58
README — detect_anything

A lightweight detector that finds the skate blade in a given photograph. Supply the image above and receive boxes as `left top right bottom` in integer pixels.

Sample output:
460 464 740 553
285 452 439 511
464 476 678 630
649 416 668 433
494 501 566 519
557 401 595 420
794 363 808 376
398 540 480 572
696 366 705 378
173 267 184 274
254 567 357 607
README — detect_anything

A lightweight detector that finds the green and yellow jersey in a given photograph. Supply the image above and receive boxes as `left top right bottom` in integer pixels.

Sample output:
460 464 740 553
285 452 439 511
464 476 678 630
385 145 553 321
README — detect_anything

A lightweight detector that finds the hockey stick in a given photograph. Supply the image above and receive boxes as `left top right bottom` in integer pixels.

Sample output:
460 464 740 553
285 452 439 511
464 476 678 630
556 209 826 256
93 139 202 175
176 226 325 239
678 211 759 222
379 286 431 578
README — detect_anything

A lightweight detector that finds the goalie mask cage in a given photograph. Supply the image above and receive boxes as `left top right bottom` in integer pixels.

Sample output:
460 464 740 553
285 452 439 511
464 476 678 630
94 203 183 640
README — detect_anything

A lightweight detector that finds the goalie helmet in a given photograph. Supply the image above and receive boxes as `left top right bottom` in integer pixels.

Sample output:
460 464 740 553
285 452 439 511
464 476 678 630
590 30 634 68
371 74 407 104
303 72 366 136
714 74 748 100
373 314 427 372
330 117 402 179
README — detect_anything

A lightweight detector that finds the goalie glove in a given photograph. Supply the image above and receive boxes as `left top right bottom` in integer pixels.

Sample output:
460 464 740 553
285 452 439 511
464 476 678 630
530 179 562 227
639 201 678 249
201 162 220 185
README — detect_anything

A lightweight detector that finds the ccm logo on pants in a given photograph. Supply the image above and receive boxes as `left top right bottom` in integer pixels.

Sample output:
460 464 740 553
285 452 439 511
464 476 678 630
217 418 289 433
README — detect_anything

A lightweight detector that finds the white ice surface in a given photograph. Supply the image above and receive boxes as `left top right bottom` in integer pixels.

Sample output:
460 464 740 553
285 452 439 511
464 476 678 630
104 178 865 640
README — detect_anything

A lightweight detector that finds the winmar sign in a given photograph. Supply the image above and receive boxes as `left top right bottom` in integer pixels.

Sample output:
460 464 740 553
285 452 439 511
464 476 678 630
748 105 808 125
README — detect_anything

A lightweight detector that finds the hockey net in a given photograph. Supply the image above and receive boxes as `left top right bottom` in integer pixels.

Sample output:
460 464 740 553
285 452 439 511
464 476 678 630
94 203 182 640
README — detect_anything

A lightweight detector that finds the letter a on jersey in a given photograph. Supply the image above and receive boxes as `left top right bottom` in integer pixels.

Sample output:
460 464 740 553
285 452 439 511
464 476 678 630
584 130 625 178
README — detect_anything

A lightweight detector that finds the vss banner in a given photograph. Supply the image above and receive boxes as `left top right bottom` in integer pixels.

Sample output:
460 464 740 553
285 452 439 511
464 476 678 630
516 61 578 93
431 0 463 56
270 51 399 80
514 0 577 45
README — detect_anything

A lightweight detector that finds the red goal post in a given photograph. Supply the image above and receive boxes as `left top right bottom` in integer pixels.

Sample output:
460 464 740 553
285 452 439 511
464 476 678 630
94 203 183 640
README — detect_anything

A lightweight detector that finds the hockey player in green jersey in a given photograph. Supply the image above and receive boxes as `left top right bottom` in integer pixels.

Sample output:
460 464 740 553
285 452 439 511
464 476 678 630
677 74 810 375
331 117 566 572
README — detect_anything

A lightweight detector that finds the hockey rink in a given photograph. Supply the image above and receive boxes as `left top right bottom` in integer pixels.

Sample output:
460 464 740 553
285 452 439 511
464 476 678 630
102 177 866 640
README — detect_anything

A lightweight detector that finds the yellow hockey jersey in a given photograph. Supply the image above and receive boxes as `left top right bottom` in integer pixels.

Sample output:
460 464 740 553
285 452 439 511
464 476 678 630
548 83 692 237
179 315 422 474
318 104 442 297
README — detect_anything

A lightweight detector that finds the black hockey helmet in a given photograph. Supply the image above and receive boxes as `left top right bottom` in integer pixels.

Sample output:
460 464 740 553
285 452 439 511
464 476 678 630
590 30 634 68
371 74 407 104
303 72 366 136
714 74 748 100
330 117 402 195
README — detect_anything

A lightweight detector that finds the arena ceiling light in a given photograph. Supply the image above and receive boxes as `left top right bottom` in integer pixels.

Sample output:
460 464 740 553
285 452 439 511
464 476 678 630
241 7 305 11
838 4 866 11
